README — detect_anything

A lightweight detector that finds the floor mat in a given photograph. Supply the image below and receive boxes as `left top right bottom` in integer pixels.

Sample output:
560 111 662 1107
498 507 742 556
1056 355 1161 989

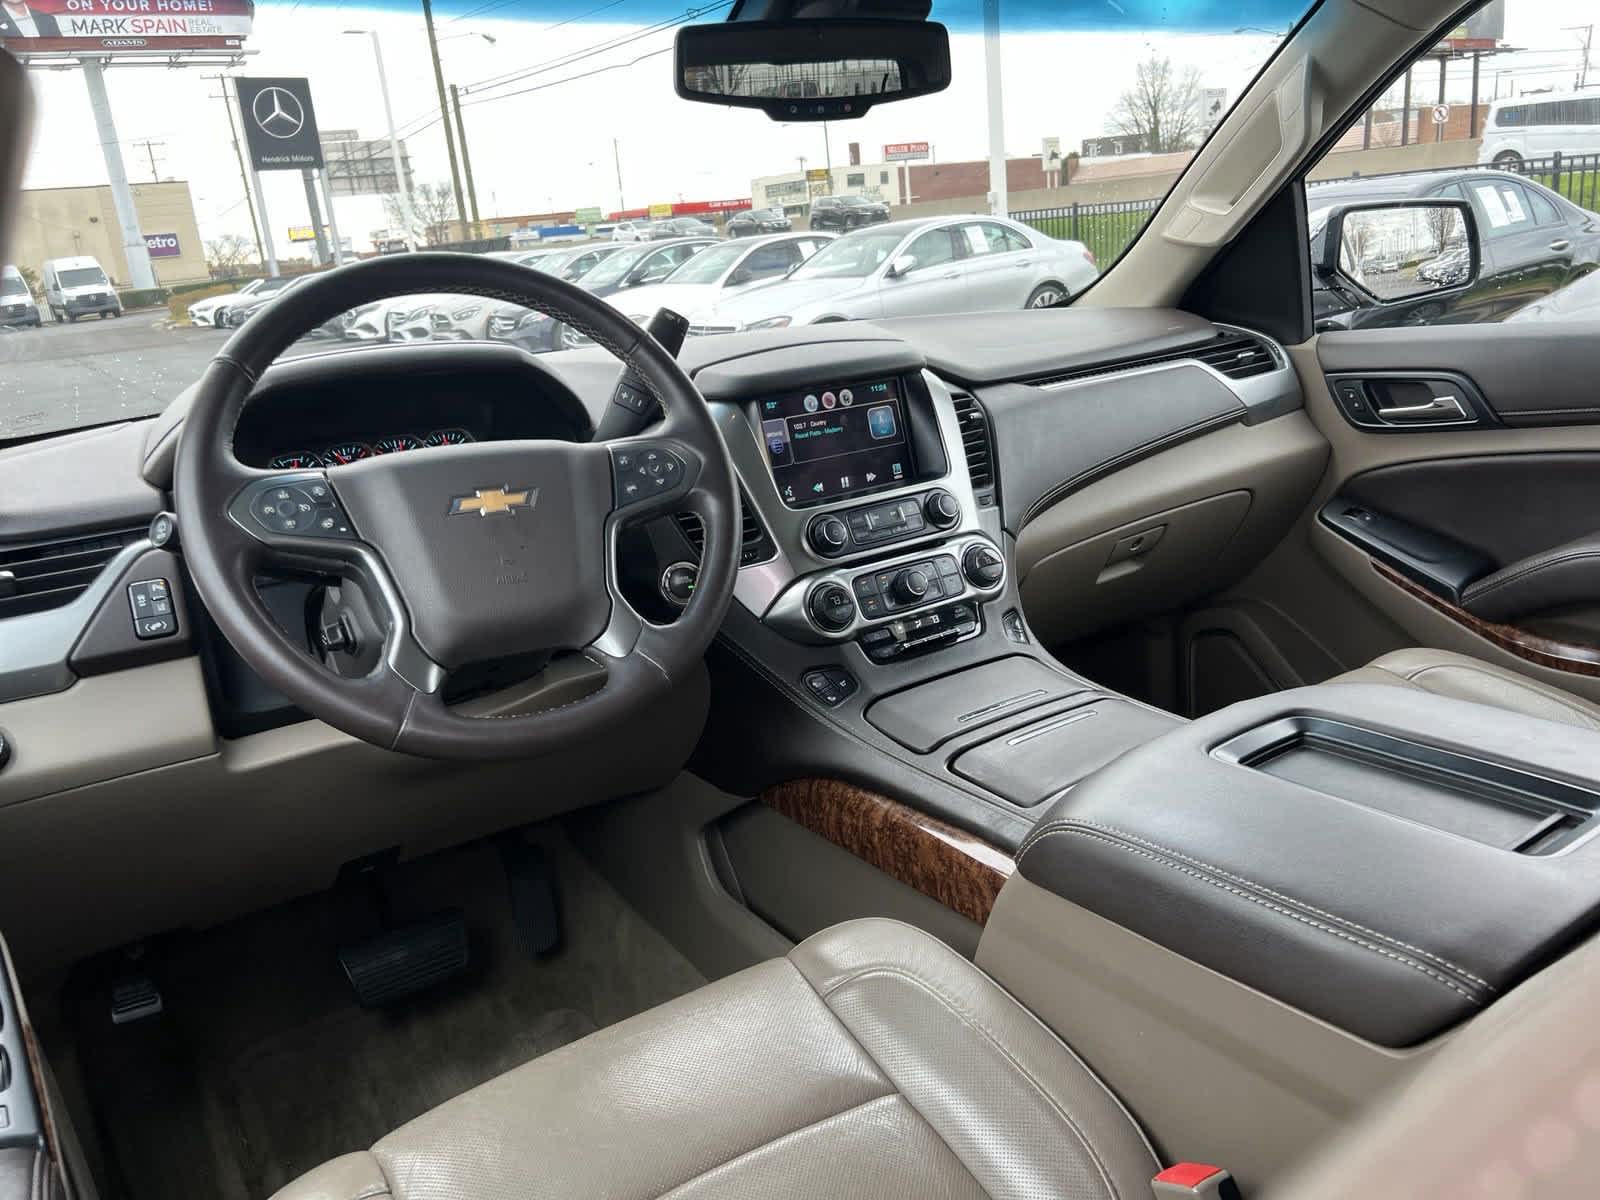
69 826 706 1199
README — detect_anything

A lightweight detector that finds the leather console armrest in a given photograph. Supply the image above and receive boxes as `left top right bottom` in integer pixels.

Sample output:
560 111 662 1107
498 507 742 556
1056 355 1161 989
1461 530 1600 623
1015 684 1600 1046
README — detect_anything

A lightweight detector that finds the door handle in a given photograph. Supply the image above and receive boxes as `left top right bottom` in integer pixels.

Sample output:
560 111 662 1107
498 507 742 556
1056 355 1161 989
939 271 959 279
1375 394 1467 423
1549 239 1571 252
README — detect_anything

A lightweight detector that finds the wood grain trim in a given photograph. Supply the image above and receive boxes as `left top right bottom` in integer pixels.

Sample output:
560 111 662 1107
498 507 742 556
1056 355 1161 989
1374 561 1600 678
761 778 1015 925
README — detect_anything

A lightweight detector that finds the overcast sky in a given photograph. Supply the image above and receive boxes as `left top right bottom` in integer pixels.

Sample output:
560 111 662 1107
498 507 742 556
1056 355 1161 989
14 0 1593 252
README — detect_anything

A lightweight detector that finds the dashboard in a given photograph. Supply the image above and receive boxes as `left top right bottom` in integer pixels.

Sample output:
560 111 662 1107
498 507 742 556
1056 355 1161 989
230 346 592 470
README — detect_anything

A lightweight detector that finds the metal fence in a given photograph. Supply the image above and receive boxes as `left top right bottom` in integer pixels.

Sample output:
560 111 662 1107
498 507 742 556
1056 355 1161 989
1496 151 1600 213
1010 197 1161 266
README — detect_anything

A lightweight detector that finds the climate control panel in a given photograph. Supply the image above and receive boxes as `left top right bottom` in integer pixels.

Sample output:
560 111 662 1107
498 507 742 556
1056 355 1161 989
763 534 1007 646
805 488 962 559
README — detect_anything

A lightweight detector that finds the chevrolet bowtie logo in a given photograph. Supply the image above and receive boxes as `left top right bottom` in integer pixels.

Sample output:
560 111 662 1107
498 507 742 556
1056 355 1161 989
448 486 537 517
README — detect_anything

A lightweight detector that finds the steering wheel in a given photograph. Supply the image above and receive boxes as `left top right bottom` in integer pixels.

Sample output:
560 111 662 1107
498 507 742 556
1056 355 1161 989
173 253 740 759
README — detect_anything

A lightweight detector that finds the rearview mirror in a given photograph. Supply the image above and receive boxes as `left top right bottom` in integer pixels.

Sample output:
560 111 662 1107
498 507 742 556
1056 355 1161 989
675 19 952 121
1316 199 1479 305
887 253 917 278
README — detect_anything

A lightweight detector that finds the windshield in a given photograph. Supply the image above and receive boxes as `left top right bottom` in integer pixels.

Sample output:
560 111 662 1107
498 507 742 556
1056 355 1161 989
1 275 26 298
791 229 904 280
664 241 746 285
1 0 1316 438
58 267 107 288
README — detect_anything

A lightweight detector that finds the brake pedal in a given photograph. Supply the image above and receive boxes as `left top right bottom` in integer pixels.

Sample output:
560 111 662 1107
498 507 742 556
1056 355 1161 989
496 837 562 958
338 910 470 1008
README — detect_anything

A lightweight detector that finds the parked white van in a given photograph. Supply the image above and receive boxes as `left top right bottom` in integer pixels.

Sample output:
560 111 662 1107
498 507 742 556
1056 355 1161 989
1482 91 1600 167
1 264 41 329
40 256 122 322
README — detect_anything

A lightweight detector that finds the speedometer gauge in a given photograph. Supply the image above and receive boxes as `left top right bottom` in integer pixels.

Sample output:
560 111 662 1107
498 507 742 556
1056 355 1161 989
323 442 372 466
268 450 323 470
373 434 423 455
424 428 473 447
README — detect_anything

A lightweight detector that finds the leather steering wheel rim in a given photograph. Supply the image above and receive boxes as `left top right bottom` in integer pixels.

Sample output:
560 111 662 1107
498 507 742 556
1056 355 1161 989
173 252 741 759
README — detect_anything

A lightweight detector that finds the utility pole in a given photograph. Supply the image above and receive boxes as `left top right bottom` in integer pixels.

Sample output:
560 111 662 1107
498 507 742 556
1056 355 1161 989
80 58 157 290
1567 24 1595 90
131 138 165 182
450 85 482 238
612 137 626 212
421 0 468 236
207 75 264 269
982 0 1008 216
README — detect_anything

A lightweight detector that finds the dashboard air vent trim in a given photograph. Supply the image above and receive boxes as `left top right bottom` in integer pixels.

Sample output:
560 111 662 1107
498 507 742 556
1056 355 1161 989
675 491 777 567
950 391 996 502
0 527 146 620
1031 330 1282 390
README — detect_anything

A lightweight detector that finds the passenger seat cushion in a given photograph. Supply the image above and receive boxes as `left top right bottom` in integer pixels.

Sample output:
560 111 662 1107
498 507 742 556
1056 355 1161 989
271 919 1160 1200
1329 647 1600 731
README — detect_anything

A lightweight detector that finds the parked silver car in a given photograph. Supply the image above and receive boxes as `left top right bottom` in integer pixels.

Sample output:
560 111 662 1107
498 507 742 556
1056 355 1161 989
709 215 1098 332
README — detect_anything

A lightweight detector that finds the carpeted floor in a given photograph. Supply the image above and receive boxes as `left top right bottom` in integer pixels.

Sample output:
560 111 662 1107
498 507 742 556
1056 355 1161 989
65 827 706 1199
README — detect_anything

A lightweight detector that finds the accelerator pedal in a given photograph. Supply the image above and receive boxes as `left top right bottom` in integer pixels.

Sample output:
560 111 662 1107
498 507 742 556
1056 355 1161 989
496 836 562 958
338 910 469 1008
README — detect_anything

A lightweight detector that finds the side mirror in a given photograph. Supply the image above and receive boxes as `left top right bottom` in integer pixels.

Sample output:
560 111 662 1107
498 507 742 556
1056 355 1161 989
1315 199 1479 305
674 19 952 122
887 253 918 278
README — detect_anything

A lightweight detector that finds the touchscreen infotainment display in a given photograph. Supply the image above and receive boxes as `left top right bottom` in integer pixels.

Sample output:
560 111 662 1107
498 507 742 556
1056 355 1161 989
757 376 914 508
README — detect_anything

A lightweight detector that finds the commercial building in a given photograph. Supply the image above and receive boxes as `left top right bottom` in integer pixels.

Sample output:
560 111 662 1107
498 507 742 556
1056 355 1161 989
752 155 1053 216
9 181 208 288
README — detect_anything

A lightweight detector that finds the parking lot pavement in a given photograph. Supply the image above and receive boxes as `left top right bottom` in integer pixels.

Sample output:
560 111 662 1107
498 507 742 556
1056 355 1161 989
0 315 231 440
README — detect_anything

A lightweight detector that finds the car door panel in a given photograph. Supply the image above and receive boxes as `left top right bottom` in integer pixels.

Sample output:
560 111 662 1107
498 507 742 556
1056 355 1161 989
874 228 966 318
1228 333 1600 714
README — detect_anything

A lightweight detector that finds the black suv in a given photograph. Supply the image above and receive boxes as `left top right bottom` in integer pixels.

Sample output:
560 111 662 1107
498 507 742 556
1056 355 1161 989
1309 168 1600 329
727 207 793 237
809 194 891 230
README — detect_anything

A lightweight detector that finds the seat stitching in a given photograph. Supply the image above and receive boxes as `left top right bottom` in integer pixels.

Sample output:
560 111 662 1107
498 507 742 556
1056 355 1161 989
816 963 1125 1200
1018 819 1492 989
1402 664 1600 730
1025 825 1488 1004
652 1094 920 1200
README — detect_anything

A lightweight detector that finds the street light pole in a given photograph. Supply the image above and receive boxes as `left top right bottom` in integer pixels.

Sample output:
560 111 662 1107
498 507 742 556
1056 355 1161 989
421 0 469 236
982 0 1008 216
348 30 421 251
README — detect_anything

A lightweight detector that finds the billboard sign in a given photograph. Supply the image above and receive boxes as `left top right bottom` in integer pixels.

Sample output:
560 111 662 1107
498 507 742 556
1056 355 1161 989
648 202 673 219
287 225 317 243
236 77 324 171
574 207 603 225
321 132 413 198
0 0 253 52
143 231 181 258
883 141 930 162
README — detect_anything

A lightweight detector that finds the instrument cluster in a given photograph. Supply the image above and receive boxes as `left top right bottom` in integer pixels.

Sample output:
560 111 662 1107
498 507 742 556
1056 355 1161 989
267 428 474 470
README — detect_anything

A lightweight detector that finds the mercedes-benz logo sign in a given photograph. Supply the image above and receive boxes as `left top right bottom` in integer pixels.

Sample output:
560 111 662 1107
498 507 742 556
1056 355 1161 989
251 87 306 140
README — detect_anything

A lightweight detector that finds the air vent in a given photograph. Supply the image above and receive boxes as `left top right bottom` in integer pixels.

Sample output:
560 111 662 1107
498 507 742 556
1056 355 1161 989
1031 330 1280 389
0 527 144 619
676 492 776 566
1191 333 1278 380
950 392 996 501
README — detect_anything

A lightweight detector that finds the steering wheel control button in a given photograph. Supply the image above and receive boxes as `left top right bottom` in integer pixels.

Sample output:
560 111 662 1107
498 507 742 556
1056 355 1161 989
242 477 356 540
806 582 856 632
660 561 698 607
611 444 688 507
923 489 961 529
148 511 177 547
963 544 1006 588
127 579 177 638
802 667 857 707
807 514 850 557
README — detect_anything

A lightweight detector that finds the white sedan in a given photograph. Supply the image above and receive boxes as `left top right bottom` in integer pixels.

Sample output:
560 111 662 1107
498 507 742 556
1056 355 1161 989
710 215 1098 333
604 232 834 331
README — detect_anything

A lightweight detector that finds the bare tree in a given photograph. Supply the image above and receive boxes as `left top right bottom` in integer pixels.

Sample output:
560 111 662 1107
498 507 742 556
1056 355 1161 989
1107 56 1204 154
205 233 255 278
384 182 459 247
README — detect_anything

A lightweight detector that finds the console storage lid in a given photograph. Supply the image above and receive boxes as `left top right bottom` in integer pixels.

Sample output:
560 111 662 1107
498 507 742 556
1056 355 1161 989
1015 683 1600 1047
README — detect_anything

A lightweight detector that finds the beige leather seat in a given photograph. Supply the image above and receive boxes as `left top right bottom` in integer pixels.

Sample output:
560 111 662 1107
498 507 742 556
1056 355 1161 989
274 918 1160 1200
1329 647 1600 731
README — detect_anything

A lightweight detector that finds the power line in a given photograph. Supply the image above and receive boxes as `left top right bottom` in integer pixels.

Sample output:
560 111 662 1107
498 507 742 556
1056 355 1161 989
458 45 674 109
457 0 729 96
